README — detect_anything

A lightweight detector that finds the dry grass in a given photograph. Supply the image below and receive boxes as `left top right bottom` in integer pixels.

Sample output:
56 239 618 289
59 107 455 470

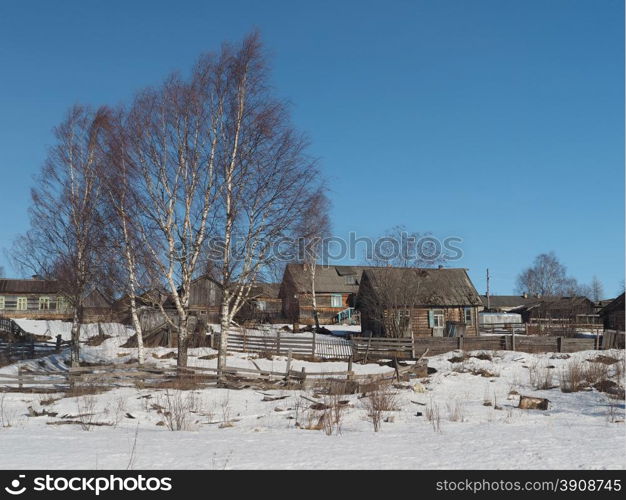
362 383 399 432
156 389 201 431
425 397 441 433
529 361 555 390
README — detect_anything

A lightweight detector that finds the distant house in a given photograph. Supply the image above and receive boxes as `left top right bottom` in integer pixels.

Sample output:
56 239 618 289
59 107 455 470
187 275 223 323
599 293 625 332
279 263 372 325
236 283 282 324
357 267 482 337
510 296 596 324
0 277 112 322
0 277 71 320
480 294 535 312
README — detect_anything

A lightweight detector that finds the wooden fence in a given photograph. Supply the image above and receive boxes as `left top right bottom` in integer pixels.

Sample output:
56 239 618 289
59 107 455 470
352 334 601 360
0 338 71 365
213 331 353 360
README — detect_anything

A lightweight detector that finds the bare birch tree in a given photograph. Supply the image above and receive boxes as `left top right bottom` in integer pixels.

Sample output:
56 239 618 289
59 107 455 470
295 189 331 331
12 105 108 365
212 33 322 375
124 68 224 369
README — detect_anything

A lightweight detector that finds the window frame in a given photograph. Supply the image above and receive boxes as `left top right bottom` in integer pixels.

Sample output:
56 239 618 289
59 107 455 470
39 296 51 310
431 309 445 328
464 307 473 324
330 294 343 308
0 296 4 310
16 297 28 311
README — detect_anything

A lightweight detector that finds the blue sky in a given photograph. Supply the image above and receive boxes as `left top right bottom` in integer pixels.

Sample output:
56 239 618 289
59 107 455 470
0 0 623 296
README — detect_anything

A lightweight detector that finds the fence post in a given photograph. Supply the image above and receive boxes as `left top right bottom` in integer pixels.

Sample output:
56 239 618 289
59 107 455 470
30 338 35 358
557 337 562 353
512 328 516 352
458 335 464 351
55 334 62 353
311 330 316 360
595 330 600 351
285 349 292 383
276 329 281 356
363 331 373 364
17 365 22 391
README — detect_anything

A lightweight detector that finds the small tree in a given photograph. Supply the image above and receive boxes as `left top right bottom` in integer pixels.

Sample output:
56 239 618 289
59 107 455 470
516 252 583 297
590 276 604 302
12 105 108 365
296 189 331 331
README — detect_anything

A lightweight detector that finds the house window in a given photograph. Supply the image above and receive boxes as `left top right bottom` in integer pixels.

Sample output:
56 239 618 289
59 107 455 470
344 275 358 285
16 297 28 311
0 296 4 309
330 294 343 308
57 297 68 311
429 309 445 328
464 307 473 324
39 297 51 310
256 300 267 311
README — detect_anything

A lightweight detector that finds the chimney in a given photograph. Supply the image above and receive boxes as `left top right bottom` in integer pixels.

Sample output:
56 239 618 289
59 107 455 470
32 274 44 280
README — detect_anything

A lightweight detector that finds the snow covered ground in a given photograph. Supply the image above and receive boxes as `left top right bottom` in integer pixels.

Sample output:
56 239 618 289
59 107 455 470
0 321 624 470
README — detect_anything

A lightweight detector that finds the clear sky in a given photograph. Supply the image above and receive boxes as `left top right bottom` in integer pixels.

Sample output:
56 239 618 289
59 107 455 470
0 0 623 297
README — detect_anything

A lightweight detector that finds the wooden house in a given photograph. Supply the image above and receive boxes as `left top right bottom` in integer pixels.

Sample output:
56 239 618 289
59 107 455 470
279 263 374 325
236 283 283 324
480 294 535 312
510 296 596 324
187 275 223 323
0 277 72 320
599 293 625 332
357 267 482 337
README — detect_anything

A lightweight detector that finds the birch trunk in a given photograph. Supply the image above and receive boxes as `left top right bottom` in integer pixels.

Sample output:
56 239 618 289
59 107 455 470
70 305 81 367
217 293 231 377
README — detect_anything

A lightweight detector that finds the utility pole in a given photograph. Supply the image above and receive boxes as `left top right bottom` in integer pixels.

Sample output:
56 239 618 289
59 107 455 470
486 268 491 310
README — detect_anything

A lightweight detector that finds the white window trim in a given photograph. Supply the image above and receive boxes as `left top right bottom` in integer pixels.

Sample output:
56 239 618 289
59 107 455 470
39 296 51 310
0 296 4 309
330 294 343 308
16 297 28 311
432 309 445 328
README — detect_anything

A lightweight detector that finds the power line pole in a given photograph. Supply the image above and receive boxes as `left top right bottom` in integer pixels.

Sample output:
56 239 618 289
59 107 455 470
486 268 491 310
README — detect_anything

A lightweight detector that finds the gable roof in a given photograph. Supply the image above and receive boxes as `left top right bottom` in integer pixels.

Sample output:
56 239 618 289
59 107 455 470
480 295 536 308
599 292 625 316
360 267 482 306
285 263 378 294
0 278 61 295
249 283 281 299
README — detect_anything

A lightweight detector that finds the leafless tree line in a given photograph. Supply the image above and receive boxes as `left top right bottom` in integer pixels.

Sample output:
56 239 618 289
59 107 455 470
12 32 328 372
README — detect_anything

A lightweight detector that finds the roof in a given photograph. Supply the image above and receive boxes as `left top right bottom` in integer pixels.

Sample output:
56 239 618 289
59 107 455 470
249 283 281 299
285 263 378 293
510 295 594 313
0 279 61 295
360 267 483 306
599 293 625 316
480 295 535 308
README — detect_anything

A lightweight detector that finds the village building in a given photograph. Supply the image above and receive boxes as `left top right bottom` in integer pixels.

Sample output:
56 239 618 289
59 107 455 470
0 277 112 322
599 293 625 332
279 263 373 325
236 283 282 324
357 267 482 337
509 296 597 324
0 277 71 320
